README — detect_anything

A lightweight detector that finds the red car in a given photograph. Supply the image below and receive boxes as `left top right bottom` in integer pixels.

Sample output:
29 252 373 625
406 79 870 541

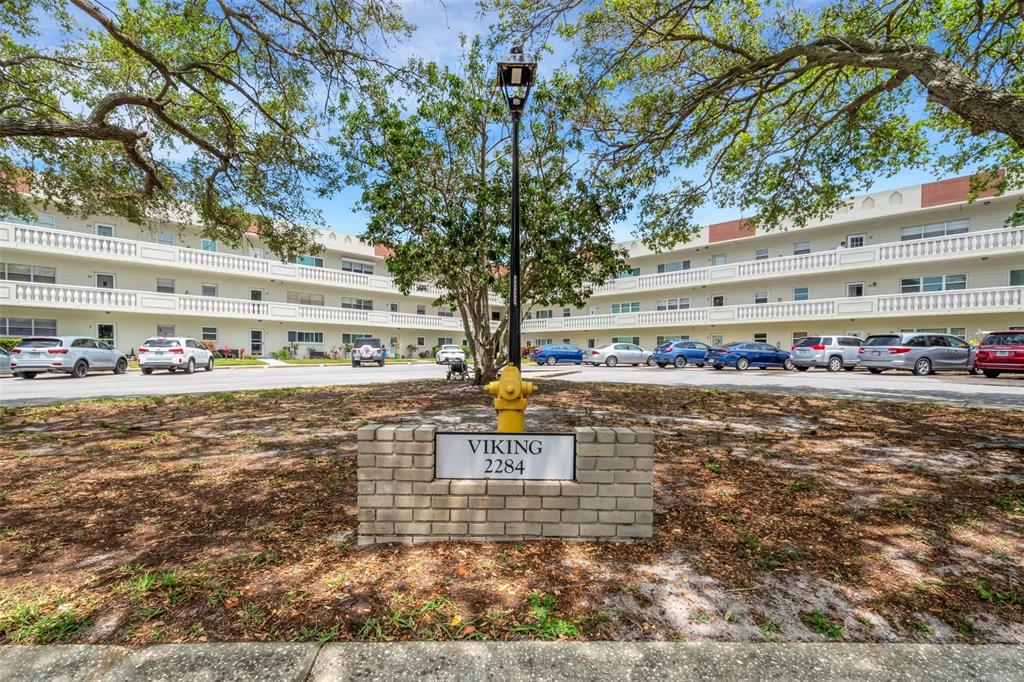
973 330 1024 378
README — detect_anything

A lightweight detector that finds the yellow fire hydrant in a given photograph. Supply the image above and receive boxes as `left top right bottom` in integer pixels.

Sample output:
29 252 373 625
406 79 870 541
485 364 535 433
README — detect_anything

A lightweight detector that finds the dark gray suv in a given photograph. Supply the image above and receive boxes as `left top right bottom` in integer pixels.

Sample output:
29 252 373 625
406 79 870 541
857 333 971 376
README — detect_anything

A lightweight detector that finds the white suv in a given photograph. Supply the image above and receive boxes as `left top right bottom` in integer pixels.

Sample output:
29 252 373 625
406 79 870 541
435 344 466 364
138 337 214 374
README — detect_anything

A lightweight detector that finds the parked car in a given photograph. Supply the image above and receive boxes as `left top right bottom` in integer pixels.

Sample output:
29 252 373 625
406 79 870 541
0 347 9 375
351 337 386 367
138 337 214 374
529 343 583 366
651 340 710 368
972 330 1024 378
790 335 863 372
585 342 654 367
435 344 466 364
857 333 971 375
11 336 128 378
708 342 794 371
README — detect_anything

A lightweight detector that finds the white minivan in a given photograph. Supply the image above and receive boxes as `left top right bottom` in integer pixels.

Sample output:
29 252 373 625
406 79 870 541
138 337 214 374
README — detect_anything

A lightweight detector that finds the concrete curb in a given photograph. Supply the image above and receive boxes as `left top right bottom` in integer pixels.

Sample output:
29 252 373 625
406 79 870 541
2 642 1021 681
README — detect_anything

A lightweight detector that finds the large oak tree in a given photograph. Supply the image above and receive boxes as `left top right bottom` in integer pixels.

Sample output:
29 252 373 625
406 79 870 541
492 0 1024 248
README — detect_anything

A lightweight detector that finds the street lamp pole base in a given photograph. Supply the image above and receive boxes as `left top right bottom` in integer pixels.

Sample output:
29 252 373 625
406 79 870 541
485 364 536 433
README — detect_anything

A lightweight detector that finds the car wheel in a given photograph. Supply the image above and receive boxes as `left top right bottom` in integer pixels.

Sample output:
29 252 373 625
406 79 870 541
168 367 176 373
827 356 843 372
352 360 359 367
206 357 214 372
696 363 705 368
982 369 1001 378
141 367 153 375
71 360 89 378
378 360 385 367
796 365 809 372
868 368 884 374
185 358 195 374
969 367 979 375
17 372 37 379
735 357 750 371
114 358 128 375
656 362 667 368
713 364 724 370
673 356 687 368
783 358 795 371
913 357 932 376
646 357 656 366
605 356 618 367
545 355 557 366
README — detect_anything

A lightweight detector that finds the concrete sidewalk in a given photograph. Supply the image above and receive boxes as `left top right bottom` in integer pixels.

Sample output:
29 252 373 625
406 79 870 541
1 642 1021 681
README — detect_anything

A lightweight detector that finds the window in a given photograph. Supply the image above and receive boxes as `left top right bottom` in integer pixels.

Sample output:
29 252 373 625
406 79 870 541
900 219 969 241
0 263 56 283
950 328 966 339
95 223 114 237
156 232 174 246
0 318 57 336
753 333 768 344
754 248 769 260
389 303 399 312
416 337 425 346
156 278 175 293
616 267 641 279
288 331 324 344
1012 269 1024 286
657 335 689 344
437 308 455 317
711 255 726 266
611 301 640 314
491 311 501 321
793 287 809 301
711 295 725 307
900 274 966 293
97 324 115 347
288 291 325 306
587 339 596 348
656 298 690 311
341 259 374 275
342 333 373 344
612 336 641 345
792 331 808 346
437 337 454 346
294 255 324 268
847 282 865 297
416 304 426 315
754 290 769 304
201 327 218 341
249 248 264 259
657 260 689 273
562 308 571 317
536 310 552 319
562 338 571 344
847 234 866 248
341 297 373 310
156 324 175 337
201 239 217 252
793 241 811 255
3 212 54 228
95 273 115 289
201 283 218 297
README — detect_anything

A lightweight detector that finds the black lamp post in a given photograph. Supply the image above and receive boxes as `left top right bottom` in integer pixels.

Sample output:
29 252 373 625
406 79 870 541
497 47 536 369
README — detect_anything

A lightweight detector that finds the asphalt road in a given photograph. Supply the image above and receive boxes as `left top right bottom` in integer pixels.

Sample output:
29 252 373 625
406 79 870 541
1 361 1021 408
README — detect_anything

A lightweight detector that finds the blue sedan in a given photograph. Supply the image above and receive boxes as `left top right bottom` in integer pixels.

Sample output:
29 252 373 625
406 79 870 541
651 340 711 368
708 342 795 371
530 343 584 366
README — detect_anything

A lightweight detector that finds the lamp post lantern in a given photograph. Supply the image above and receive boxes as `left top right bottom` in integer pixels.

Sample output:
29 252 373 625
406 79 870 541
486 47 537 433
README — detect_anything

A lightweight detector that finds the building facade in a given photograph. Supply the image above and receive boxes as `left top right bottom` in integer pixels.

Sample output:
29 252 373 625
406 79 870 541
1 174 1022 357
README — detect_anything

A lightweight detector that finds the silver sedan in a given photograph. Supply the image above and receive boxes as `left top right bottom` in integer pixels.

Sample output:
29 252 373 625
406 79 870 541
584 343 654 367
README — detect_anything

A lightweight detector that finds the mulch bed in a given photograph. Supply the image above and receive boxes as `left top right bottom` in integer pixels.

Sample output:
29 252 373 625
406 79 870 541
0 381 1021 644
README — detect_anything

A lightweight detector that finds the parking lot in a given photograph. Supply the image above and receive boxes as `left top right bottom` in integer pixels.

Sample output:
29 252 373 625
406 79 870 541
1 361 1020 408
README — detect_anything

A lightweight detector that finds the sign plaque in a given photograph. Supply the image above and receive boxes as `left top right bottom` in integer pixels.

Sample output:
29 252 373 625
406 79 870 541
435 432 575 480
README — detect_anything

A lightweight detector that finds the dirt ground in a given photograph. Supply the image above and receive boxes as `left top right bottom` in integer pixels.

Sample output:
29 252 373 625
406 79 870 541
0 381 1021 644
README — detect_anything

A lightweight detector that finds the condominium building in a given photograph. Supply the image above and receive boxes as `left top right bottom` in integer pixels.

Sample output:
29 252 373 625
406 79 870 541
1 174 1022 357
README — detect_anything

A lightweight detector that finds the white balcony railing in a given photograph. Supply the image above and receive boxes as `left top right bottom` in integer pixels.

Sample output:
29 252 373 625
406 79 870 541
2 282 472 331
522 286 1023 332
0 223 456 302
592 225 1024 296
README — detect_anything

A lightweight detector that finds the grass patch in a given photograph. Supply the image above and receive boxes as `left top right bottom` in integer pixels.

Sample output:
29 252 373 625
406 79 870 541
802 609 844 639
511 592 580 640
0 593 91 643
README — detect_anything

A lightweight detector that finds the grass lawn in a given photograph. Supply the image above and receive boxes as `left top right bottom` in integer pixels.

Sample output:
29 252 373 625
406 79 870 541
127 358 266 368
281 358 426 365
0 381 1021 645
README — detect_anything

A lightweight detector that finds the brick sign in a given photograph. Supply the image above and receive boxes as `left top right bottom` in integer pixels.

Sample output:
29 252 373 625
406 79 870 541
435 432 574 480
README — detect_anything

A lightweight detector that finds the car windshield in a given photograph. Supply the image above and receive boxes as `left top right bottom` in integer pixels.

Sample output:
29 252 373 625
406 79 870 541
654 342 672 351
143 338 180 347
16 338 62 348
982 332 1024 345
864 335 901 347
794 337 821 347
442 345 461 351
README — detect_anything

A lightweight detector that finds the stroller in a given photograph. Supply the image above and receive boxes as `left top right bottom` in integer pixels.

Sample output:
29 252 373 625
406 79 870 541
446 357 470 381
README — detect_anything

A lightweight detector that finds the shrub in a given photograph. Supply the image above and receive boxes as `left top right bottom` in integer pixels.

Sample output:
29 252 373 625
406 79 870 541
418 351 431 359
0 338 21 352
271 347 293 360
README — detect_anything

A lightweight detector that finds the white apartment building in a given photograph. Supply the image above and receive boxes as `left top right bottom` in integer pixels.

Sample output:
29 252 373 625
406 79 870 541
1 174 1022 357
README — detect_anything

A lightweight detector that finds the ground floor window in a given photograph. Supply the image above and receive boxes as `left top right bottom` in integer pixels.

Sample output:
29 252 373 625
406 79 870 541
533 338 552 346
792 331 808 346
157 324 175 337
97 323 116 347
342 333 372 344
416 337 425 346
753 332 768 343
201 327 218 342
587 339 595 348
656 335 689 344
288 331 324 344
438 337 454 346
612 336 641 345
1 317 57 336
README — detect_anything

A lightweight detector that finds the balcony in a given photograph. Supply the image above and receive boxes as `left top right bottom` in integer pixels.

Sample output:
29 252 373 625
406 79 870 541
1 282 472 331
523 286 1023 332
593 226 1024 296
0 222 457 301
